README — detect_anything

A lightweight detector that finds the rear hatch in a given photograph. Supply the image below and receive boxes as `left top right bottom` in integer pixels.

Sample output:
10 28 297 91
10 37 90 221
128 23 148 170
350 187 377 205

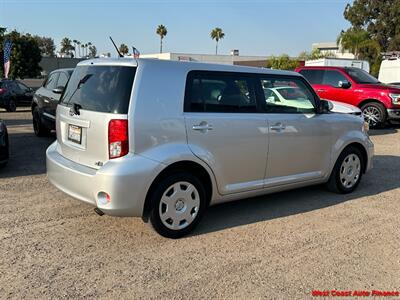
56 62 136 169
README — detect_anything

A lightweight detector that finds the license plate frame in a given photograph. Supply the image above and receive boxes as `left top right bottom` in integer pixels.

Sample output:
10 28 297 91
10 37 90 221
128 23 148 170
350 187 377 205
68 124 82 144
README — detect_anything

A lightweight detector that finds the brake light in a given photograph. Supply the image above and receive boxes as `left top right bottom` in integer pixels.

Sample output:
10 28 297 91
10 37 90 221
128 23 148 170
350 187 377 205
108 119 129 159
0 88 6 95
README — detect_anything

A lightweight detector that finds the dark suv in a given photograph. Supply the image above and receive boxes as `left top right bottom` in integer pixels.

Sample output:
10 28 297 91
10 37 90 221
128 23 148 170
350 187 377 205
0 79 34 112
32 68 73 136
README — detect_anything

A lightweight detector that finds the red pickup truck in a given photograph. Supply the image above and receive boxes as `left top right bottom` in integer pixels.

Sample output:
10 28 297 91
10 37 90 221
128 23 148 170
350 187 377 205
295 66 400 128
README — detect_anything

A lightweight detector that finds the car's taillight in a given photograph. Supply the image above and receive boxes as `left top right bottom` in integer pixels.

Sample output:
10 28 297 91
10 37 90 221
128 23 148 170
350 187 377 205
0 88 6 95
108 119 129 159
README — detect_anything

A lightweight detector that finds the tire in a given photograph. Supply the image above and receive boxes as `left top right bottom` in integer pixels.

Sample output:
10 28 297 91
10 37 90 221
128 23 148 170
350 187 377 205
327 146 363 194
32 107 50 137
6 99 16 112
361 102 386 129
149 171 207 238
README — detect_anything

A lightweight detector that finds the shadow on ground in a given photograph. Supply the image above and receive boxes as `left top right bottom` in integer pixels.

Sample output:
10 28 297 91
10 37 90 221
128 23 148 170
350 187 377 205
369 123 400 136
194 154 400 236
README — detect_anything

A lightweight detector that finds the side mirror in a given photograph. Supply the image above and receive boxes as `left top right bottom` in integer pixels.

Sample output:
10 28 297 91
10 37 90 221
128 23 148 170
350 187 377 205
319 99 333 113
52 87 64 94
338 80 351 89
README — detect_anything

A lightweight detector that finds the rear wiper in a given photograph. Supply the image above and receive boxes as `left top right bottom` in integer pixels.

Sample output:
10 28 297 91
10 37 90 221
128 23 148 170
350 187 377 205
64 74 93 106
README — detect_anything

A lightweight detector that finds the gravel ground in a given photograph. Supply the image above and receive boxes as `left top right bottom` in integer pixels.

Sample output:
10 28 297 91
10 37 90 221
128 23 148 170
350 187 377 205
0 110 399 299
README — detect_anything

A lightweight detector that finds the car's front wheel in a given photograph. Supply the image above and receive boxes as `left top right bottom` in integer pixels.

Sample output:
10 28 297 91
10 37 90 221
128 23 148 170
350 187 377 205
361 102 386 128
327 146 364 194
149 172 207 238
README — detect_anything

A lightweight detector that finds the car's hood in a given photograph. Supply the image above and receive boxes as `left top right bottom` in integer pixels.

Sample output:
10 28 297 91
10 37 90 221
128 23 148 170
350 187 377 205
327 100 362 115
357 83 400 92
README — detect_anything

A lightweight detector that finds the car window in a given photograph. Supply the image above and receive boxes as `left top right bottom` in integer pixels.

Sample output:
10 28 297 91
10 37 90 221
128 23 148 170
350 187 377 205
344 68 379 84
17 82 30 93
259 77 316 114
57 73 69 88
298 69 324 84
323 70 349 87
185 72 257 113
45 73 59 90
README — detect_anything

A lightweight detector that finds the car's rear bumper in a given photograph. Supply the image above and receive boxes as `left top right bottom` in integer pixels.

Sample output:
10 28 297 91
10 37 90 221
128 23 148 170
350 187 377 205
46 142 164 217
387 109 400 120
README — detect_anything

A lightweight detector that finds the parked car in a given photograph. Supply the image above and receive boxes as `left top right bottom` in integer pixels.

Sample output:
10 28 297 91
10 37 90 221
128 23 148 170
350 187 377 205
0 79 34 112
295 66 400 128
32 68 74 136
47 59 374 238
0 120 9 168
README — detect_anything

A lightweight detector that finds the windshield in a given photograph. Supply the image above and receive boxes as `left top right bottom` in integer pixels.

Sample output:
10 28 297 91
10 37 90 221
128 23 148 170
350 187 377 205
345 68 379 84
275 87 308 100
61 65 136 114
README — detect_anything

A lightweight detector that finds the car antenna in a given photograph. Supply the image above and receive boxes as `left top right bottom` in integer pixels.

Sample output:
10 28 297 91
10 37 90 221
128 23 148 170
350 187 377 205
109 36 123 58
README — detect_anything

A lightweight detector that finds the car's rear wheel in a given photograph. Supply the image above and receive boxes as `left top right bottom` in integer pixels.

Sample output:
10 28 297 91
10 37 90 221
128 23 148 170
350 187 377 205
33 107 50 137
149 172 207 238
6 99 16 112
361 102 386 128
327 146 363 194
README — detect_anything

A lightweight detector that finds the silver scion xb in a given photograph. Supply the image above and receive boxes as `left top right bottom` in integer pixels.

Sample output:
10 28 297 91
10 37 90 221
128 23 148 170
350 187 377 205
46 58 374 238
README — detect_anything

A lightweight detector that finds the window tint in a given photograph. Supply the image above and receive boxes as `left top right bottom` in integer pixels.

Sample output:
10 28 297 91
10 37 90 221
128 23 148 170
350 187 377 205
60 66 136 114
323 70 348 87
260 77 316 113
185 72 257 113
45 73 58 90
57 73 69 88
299 69 324 84
17 82 30 92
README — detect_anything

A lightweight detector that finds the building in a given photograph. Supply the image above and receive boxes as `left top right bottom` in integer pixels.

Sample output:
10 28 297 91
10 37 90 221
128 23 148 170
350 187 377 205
312 42 355 59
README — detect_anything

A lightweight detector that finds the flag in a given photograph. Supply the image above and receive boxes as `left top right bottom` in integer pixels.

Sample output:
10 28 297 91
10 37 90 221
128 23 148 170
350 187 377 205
132 46 140 59
3 40 12 79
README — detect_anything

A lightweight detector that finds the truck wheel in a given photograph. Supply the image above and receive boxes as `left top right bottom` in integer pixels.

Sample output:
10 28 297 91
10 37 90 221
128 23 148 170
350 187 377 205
327 146 364 194
149 171 207 238
33 107 50 137
361 102 386 128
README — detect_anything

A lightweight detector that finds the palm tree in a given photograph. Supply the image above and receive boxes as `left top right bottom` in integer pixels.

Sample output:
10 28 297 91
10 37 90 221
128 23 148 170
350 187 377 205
210 27 225 55
337 29 380 59
72 39 78 57
119 44 129 55
60 37 74 56
156 24 167 53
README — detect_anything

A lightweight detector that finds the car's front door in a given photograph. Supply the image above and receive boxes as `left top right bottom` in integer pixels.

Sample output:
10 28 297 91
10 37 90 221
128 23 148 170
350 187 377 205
184 71 269 195
320 70 355 105
258 75 332 187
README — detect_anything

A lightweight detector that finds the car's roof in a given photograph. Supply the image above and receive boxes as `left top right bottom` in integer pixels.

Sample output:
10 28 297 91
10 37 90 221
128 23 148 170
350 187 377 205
50 68 74 73
297 66 358 71
77 57 302 77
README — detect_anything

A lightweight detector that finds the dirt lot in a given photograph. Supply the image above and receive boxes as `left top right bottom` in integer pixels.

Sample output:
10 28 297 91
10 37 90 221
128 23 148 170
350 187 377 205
0 110 399 299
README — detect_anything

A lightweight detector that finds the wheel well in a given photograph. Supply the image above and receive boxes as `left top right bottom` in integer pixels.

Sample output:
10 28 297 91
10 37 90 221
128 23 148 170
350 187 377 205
358 99 386 110
343 143 368 174
142 161 213 222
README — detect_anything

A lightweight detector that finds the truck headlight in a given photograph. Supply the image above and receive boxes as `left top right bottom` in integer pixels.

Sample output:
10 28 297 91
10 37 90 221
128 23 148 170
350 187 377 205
389 93 400 105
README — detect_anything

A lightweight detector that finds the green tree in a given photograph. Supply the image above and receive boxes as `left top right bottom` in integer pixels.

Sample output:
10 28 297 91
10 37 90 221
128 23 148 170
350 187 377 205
156 24 168 53
2 30 41 79
119 43 129 55
266 54 300 70
89 45 97 58
210 27 225 55
33 35 55 57
60 37 74 56
344 0 400 51
337 28 380 59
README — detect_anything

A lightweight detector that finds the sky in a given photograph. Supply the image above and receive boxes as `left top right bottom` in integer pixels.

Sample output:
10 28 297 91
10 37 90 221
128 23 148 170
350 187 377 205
0 0 352 57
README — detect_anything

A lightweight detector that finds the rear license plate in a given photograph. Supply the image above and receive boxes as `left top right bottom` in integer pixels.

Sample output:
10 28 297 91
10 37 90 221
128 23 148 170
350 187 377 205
68 125 82 144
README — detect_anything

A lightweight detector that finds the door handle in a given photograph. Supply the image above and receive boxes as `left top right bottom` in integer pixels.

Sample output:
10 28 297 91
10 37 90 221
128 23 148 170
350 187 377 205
192 123 213 132
270 123 286 131
317 89 326 92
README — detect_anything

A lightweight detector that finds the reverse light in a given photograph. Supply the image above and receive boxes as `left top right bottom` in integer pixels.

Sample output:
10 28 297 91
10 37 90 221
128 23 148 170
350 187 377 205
108 119 129 159
389 93 400 105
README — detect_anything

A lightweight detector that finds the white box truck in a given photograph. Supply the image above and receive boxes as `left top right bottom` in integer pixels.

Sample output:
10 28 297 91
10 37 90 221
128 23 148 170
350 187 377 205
305 58 370 73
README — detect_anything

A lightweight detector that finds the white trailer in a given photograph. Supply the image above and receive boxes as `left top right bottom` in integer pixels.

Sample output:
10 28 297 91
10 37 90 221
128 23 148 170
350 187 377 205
378 57 400 84
305 58 370 73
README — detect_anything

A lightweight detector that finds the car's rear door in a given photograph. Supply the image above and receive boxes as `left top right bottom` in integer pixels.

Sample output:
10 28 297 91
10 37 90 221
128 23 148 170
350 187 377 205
298 69 326 98
257 75 332 187
184 71 269 195
56 64 136 169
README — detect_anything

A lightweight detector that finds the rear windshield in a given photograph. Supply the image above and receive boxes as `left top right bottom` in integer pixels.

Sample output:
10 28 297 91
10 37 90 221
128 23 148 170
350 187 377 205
60 65 136 114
